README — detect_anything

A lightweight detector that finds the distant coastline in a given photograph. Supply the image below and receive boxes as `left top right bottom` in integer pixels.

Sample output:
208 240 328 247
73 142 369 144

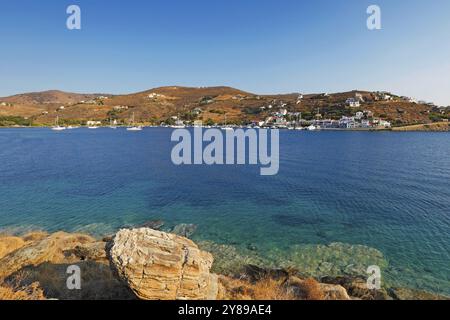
0 123 448 132
1 87 449 130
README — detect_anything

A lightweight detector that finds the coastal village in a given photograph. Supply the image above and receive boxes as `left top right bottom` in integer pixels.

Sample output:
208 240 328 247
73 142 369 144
0 87 448 131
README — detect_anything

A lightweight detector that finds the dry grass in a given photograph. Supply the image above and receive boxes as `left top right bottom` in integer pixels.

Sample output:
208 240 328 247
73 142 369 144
0 276 45 301
0 236 26 260
219 275 328 301
219 276 296 300
294 278 325 300
0 286 32 300
251 278 297 300
0 284 45 300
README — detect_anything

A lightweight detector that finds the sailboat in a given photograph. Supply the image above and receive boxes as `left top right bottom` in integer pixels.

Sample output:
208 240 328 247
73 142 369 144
51 116 66 131
221 115 233 131
127 112 143 131
109 119 117 129
171 119 186 129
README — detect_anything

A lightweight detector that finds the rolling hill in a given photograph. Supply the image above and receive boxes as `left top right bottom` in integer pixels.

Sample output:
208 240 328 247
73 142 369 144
0 86 448 127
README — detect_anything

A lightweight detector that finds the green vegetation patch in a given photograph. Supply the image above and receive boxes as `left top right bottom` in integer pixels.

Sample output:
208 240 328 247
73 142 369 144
0 116 32 127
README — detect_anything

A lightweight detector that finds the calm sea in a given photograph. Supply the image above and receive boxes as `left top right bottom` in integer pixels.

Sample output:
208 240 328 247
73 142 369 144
0 128 449 295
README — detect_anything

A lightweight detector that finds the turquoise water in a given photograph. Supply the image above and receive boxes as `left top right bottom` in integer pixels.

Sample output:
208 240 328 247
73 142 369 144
0 128 449 294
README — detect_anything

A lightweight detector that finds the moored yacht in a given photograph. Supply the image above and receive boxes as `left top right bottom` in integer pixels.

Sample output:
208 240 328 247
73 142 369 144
51 116 66 131
171 117 186 129
127 112 143 131
221 114 234 131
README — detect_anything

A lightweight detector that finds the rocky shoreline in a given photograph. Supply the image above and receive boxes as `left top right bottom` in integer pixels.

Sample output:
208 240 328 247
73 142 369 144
0 227 447 300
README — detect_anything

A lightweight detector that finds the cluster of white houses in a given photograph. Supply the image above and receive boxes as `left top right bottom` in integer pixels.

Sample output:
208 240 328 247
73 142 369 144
261 106 391 129
313 115 391 129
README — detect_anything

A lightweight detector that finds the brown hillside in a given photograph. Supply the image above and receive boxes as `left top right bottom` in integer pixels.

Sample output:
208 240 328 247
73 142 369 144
0 90 107 105
0 87 447 126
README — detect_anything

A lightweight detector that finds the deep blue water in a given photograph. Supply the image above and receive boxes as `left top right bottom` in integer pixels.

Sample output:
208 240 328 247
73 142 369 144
0 128 449 295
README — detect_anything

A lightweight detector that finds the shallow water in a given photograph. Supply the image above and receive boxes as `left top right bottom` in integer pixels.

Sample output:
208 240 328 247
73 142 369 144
0 128 449 294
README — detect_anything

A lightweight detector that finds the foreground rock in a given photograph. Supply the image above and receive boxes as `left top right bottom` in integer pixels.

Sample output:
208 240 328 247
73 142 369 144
1 230 448 300
108 228 219 300
0 232 134 300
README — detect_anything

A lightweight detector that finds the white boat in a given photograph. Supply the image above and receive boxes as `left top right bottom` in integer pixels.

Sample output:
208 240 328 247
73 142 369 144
221 114 233 131
171 116 185 129
88 126 99 129
307 125 317 131
127 126 143 131
51 116 66 131
127 112 143 131
109 119 117 129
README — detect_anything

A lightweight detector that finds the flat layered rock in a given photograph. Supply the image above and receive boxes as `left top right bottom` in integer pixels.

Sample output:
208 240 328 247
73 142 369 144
0 236 26 260
0 232 97 279
108 228 219 300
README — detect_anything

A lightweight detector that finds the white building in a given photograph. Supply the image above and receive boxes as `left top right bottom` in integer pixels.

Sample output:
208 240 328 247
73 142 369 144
113 105 129 111
148 93 165 99
346 98 360 108
378 120 391 128
87 121 102 126
355 93 365 102
381 93 393 101
361 120 371 128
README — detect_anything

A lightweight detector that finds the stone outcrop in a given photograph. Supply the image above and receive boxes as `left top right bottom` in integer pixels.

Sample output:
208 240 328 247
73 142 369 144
0 232 133 300
108 228 219 300
0 232 96 279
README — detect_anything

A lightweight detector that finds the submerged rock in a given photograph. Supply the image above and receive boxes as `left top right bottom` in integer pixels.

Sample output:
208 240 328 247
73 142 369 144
108 228 219 300
171 224 197 238
138 220 165 230
388 287 449 300
242 265 291 283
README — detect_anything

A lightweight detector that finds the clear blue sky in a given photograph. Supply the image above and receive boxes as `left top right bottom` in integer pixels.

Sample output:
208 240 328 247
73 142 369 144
1 0 450 105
